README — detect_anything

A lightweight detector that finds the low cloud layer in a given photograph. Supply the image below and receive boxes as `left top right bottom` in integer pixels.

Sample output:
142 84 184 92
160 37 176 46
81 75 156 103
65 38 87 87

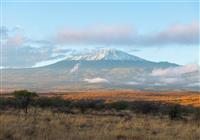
151 64 199 76
120 64 200 89
83 77 109 84
150 64 200 87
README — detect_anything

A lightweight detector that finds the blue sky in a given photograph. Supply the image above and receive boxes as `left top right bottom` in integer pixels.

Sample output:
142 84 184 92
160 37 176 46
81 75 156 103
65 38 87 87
0 0 199 67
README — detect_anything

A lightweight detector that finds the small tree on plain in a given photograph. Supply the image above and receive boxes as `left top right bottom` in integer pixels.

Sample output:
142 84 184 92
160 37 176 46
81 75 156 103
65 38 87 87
13 90 38 113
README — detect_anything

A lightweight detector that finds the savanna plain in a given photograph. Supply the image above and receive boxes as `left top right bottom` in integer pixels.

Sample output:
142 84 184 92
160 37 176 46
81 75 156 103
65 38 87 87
1 90 200 140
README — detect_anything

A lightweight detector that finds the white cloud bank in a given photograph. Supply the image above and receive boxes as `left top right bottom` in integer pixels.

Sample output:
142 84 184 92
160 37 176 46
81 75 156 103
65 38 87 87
151 64 199 77
83 77 109 84
150 64 200 87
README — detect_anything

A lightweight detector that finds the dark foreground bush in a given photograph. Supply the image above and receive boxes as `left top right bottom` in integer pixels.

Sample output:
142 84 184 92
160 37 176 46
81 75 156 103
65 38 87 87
129 101 160 114
168 105 183 120
0 97 16 109
71 100 105 113
1 94 199 119
194 108 200 121
108 101 129 110
32 97 71 108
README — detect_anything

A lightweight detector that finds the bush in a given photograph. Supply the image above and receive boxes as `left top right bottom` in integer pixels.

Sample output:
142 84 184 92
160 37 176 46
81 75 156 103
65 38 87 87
130 101 160 114
194 108 200 121
0 97 17 109
13 90 38 113
168 105 182 120
71 100 105 113
32 97 70 108
109 101 129 110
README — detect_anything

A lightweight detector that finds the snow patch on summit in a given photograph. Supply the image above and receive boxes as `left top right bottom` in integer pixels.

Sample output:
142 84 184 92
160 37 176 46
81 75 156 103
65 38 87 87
65 48 145 61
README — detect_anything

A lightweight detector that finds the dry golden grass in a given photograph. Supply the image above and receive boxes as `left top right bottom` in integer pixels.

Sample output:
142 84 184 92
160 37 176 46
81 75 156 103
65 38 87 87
2 90 200 107
1 90 199 140
38 90 200 107
1 109 200 140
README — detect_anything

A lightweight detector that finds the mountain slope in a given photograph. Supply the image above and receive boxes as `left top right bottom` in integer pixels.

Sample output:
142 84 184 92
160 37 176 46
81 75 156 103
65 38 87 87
46 49 178 69
4 48 195 92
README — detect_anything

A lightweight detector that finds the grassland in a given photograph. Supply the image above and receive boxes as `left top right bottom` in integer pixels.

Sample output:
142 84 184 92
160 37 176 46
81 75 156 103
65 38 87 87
0 90 200 140
39 90 200 107
1 108 200 140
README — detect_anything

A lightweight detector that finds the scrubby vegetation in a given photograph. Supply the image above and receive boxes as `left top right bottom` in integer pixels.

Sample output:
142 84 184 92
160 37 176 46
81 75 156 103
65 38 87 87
1 95 198 118
13 90 38 113
1 109 200 140
0 90 200 140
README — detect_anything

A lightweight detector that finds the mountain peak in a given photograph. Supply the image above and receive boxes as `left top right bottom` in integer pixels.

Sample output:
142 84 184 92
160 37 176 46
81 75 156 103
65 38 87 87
66 48 145 61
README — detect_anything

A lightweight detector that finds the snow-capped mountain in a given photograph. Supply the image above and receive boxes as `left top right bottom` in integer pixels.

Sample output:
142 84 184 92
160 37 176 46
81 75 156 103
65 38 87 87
45 48 178 70
5 48 198 92
65 48 145 61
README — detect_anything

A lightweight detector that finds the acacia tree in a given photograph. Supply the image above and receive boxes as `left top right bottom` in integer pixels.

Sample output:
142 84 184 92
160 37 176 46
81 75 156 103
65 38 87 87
13 90 38 113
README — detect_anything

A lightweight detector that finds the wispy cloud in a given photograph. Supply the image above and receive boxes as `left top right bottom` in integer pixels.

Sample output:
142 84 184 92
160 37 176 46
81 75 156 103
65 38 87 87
141 21 199 45
0 26 9 38
54 25 134 46
54 21 199 46
0 26 23 40
1 21 199 49
1 21 199 68
0 26 62 67
5 35 24 47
